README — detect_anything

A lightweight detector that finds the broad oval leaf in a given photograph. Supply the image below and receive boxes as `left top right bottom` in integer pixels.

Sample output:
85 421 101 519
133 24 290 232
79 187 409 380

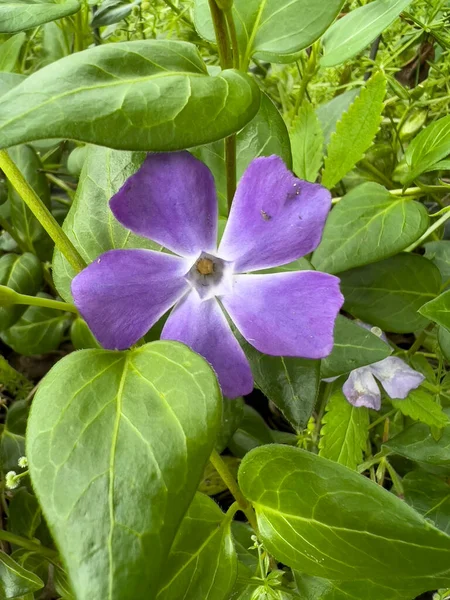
194 0 344 64
340 253 441 333
27 341 222 600
404 470 450 535
0 0 80 33
239 444 450 595
0 40 260 151
312 183 429 274
156 493 237 599
419 289 450 330
0 551 44 597
0 253 42 331
321 0 413 67
0 32 26 71
0 72 25 97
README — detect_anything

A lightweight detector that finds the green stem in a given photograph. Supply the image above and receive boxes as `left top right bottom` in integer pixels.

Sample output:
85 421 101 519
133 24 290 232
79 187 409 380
407 326 432 356
293 43 318 118
360 159 393 188
225 135 237 211
404 210 450 252
207 0 232 69
224 8 240 69
14 292 78 314
0 150 86 273
0 529 58 560
209 449 258 532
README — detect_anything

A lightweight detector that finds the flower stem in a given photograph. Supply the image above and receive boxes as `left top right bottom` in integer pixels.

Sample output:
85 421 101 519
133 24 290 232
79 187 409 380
0 150 86 273
0 529 58 560
225 135 237 211
207 0 232 69
405 210 450 252
14 291 78 314
209 449 258 532
224 8 240 69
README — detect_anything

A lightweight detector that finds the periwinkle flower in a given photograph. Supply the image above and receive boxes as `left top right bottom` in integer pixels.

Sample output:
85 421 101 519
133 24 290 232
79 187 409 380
72 152 344 398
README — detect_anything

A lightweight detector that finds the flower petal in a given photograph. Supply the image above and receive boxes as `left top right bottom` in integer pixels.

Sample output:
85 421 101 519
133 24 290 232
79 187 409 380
110 152 218 258
218 156 331 272
370 356 425 399
72 249 190 350
222 271 344 358
343 367 381 410
161 293 253 399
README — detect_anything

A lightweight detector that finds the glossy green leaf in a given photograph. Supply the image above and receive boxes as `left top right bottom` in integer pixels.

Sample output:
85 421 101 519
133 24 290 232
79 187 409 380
319 389 369 470
321 316 391 379
0 253 43 331
239 444 450 594
53 145 159 302
1 399 29 472
231 521 258 573
70 317 101 350
322 72 386 189
27 341 221 600
7 145 53 260
0 32 26 71
240 337 319 429
424 240 450 288
156 493 237 599
295 573 412 600
0 40 260 151
439 326 450 361
216 397 245 453
290 102 323 182
404 470 450 535
91 0 139 27
194 0 344 64
8 488 42 540
228 405 274 458
397 115 450 185
1 296 71 355
193 93 291 216
316 89 359 147
420 289 450 331
340 254 441 333
391 388 449 429
322 0 413 67
312 183 429 274
0 0 80 33
0 551 44 597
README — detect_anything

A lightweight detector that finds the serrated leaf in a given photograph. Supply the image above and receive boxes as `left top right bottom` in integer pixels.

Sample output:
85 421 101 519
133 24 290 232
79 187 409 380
322 72 386 189
156 493 237 600
391 388 449 429
0 551 44 597
290 102 323 182
0 32 26 71
340 253 441 333
419 289 450 330
316 89 359 147
312 182 429 274
27 341 221 600
0 40 260 151
319 389 369 470
0 0 80 33
322 0 413 67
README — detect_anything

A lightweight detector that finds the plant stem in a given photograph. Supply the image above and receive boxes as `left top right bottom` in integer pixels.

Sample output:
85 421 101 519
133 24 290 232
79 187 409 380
14 292 78 314
209 449 258 532
0 529 58 560
207 0 232 69
0 150 86 273
225 135 237 211
405 210 450 252
224 8 240 69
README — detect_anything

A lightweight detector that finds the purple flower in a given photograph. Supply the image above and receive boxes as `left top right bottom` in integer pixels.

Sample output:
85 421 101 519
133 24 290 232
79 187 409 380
71 152 344 398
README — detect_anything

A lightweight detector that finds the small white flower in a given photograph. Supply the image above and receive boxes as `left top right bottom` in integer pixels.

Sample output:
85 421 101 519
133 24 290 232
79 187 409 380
5 471 18 490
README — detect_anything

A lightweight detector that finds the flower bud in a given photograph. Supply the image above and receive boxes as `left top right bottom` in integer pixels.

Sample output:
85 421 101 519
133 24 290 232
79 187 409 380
5 471 18 490
0 285 20 307
18 456 28 469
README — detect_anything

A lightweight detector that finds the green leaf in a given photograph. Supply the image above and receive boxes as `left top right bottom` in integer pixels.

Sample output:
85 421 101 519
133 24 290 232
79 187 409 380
194 0 344 64
91 0 139 27
53 145 160 302
0 72 25 97
1 296 71 355
419 289 450 331
319 389 369 470
0 551 44 597
8 489 42 540
316 89 359 147
193 93 291 216
216 397 245 454
1 399 29 472
238 444 450 594
321 316 391 379
240 338 319 430
70 317 101 350
27 341 221 600
290 102 323 182
391 388 449 429
322 72 386 190
312 182 429 274
7 145 53 260
321 0 413 67
0 40 260 151
0 32 26 71
404 470 450 535
0 0 80 33
41 20 71 66
396 115 450 185
295 573 413 600
156 493 237 599
424 240 450 288
340 253 441 333
228 405 274 459
439 326 450 361
0 253 43 331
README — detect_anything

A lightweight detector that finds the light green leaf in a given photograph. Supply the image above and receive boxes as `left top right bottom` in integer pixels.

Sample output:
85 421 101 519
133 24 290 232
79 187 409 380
53 145 159 302
0 40 260 151
420 289 450 331
312 182 428 274
156 493 237 600
0 551 44 598
239 444 450 595
0 72 25 97
322 0 413 67
404 470 450 535
91 0 139 27
322 72 386 189
316 89 359 147
0 253 43 331
321 315 391 380
391 388 449 429
70 317 101 350
295 572 413 600
290 102 323 182
424 240 450 289
340 253 441 333
27 341 221 600
41 20 72 66
319 389 369 470
194 0 344 64
0 32 26 71
0 0 80 33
